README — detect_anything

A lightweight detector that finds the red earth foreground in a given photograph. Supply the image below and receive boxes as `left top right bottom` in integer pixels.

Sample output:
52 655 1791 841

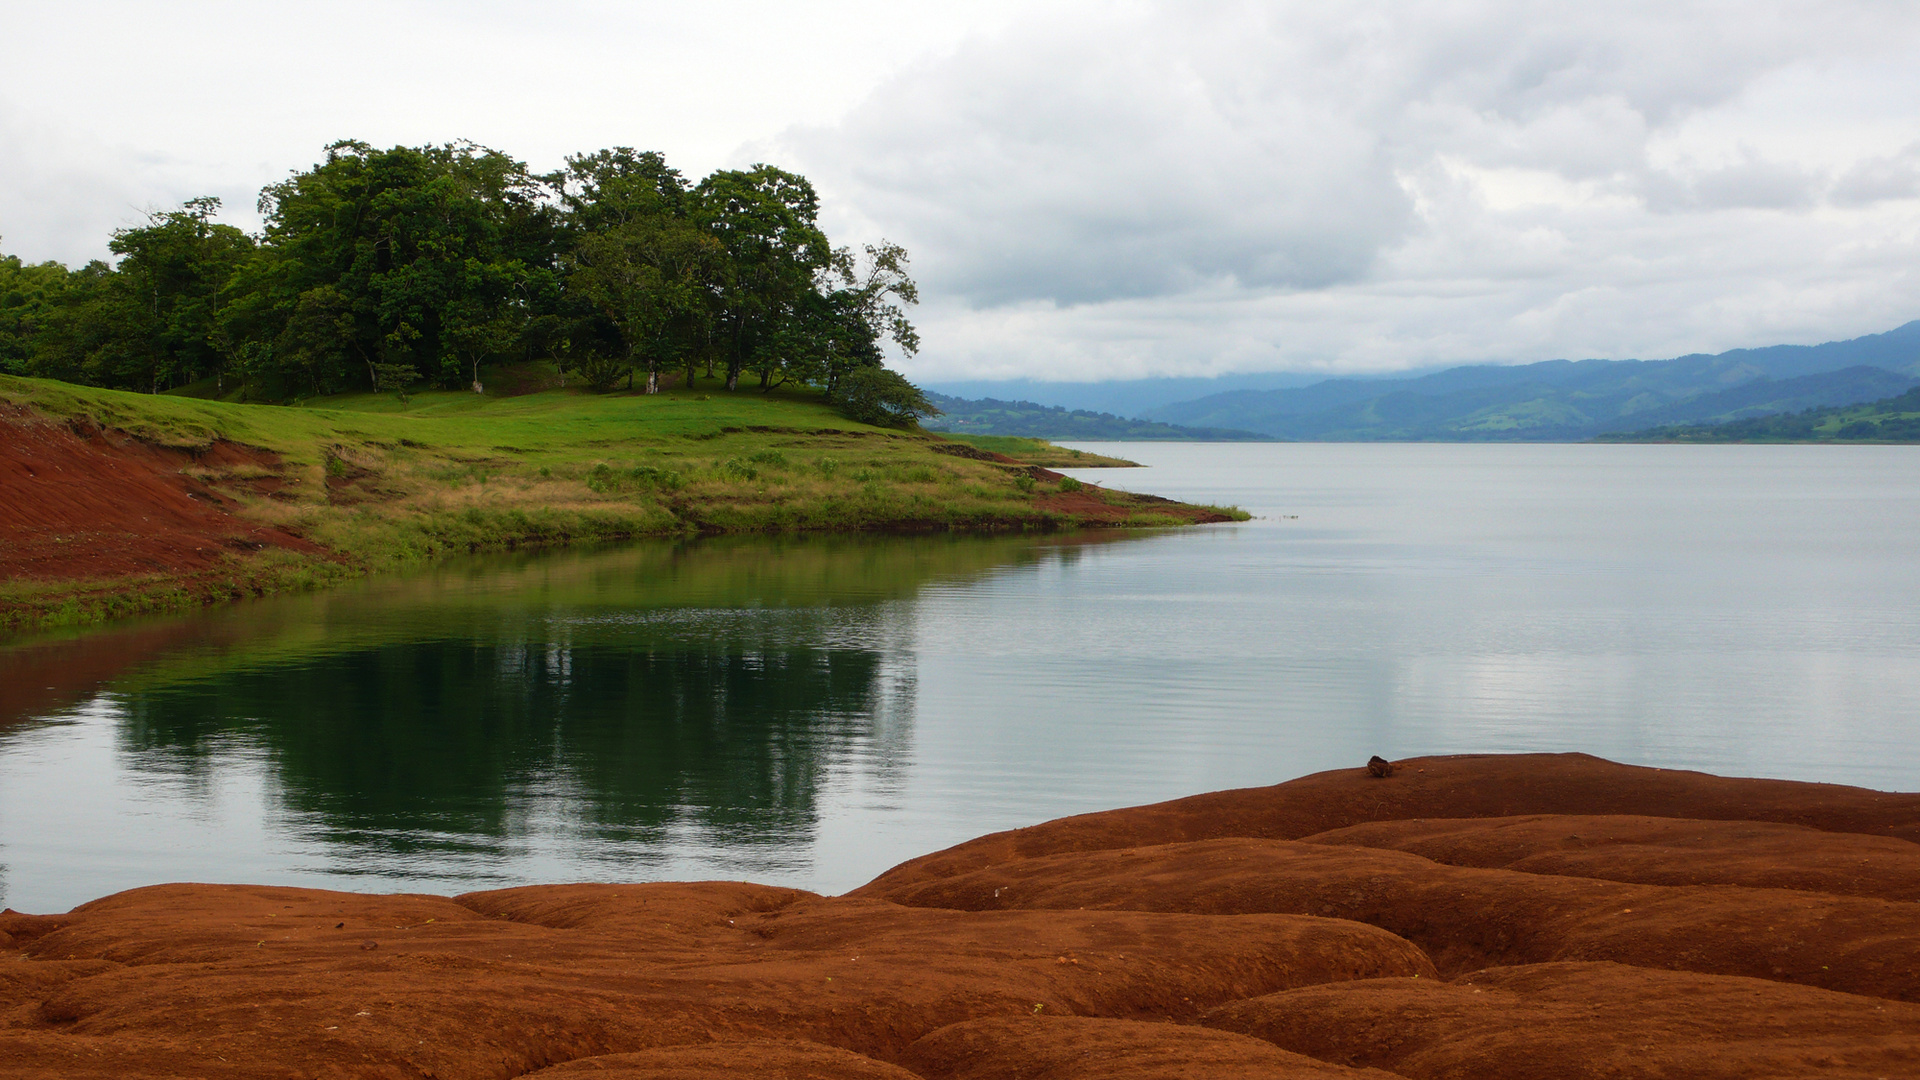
3 752 1918 1079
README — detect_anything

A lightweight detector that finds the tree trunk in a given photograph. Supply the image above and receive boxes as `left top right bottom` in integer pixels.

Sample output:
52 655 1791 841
471 358 484 394
645 359 659 394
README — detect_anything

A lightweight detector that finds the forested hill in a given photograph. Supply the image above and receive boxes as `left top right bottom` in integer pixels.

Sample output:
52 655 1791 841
1595 383 1920 442
923 393 1272 441
1144 321 1920 441
0 141 937 428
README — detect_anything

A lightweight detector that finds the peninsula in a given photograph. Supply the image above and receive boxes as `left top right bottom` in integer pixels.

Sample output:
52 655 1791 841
0 373 1243 634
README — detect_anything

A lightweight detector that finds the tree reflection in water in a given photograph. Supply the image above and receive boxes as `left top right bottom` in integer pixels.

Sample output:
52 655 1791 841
117 623 909 855
53 533 1114 871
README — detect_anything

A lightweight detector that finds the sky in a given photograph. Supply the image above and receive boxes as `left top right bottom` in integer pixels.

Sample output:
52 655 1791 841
3 0 1918 383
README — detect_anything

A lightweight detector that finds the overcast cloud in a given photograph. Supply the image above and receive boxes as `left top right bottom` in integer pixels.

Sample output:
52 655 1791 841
4 0 1917 381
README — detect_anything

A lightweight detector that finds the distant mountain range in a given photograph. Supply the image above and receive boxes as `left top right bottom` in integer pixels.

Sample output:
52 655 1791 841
921 372 1334 418
925 321 1920 441
922 393 1270 441
1597 383 1920 443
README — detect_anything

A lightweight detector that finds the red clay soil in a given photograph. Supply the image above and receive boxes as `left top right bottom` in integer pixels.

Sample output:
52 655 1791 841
900 1016 1404 1079
1032 484 1239 525
0 405 321 583
1301 814 1920 901
857 752 1920 895
1206 961 1919 1080
2 754 1917 1078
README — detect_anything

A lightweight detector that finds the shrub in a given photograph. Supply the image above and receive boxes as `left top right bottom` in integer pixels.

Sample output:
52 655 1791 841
718 458 759 482
830 367 940 428
585 462 616 493
1058 476 1083 493
626 464 684 489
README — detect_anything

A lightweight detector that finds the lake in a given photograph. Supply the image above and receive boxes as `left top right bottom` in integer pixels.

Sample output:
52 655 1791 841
3 442 1918 912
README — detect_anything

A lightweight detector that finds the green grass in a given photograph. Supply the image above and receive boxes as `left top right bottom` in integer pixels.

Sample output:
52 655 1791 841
1 371 1244 632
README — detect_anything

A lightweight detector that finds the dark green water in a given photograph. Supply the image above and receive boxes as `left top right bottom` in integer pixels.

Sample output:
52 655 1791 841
4 444 1919 912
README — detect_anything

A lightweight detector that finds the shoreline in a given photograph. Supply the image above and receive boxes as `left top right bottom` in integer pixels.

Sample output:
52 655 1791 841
0 375 1245 635
3 752 1916 1077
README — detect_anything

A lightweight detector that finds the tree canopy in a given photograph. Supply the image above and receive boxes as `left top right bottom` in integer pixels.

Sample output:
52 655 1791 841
1 141 934 426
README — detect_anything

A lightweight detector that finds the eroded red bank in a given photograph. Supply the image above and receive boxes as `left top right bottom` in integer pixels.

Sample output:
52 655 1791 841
0 405 320 584
2 752 1918 1079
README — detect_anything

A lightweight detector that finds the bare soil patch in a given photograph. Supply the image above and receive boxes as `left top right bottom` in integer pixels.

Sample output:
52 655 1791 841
0 405 322 583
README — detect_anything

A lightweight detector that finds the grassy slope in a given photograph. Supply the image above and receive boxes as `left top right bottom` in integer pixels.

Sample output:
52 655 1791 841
0 374 1243 631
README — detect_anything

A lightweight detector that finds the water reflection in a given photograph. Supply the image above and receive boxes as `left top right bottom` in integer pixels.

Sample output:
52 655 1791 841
117 637 899 850
0 533 1121 906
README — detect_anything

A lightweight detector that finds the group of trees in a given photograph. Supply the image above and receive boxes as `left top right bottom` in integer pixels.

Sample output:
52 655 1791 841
0 141 935 424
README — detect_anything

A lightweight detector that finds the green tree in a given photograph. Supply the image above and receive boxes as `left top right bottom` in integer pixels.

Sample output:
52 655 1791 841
250 141 557 391
554 148 717 393
567 216 722 393
10 142 940 412
0 248 75 377
23 199 252 393
809 240 920 392
274 284 360 396
691 165 831 391
105 197 256 391
830 366 940 428
35 255 205 392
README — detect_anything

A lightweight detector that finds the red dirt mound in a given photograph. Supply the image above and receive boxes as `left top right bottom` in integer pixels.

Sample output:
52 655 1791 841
901 1015 1402 1079
0 882 1430 1078
866 835 1920 1000
1204 961 1920 1080
1302 813 1920 901
522 1039 923 1079
1033 485 1239 525
3 755 1917 1078
0 405 320 583
855 753 1920 894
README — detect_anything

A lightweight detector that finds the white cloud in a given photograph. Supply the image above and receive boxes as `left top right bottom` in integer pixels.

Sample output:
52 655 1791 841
0 0 1059 261
782 1 1920 378
1831 143 1920 206
3 0 1919 379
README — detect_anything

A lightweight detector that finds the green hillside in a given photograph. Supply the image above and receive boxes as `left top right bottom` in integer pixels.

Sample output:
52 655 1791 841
1595 384 1920 443
925 393 1272 441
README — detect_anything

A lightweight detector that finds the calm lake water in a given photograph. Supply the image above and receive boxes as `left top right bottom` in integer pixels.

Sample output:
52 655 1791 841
3 442 1918 912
